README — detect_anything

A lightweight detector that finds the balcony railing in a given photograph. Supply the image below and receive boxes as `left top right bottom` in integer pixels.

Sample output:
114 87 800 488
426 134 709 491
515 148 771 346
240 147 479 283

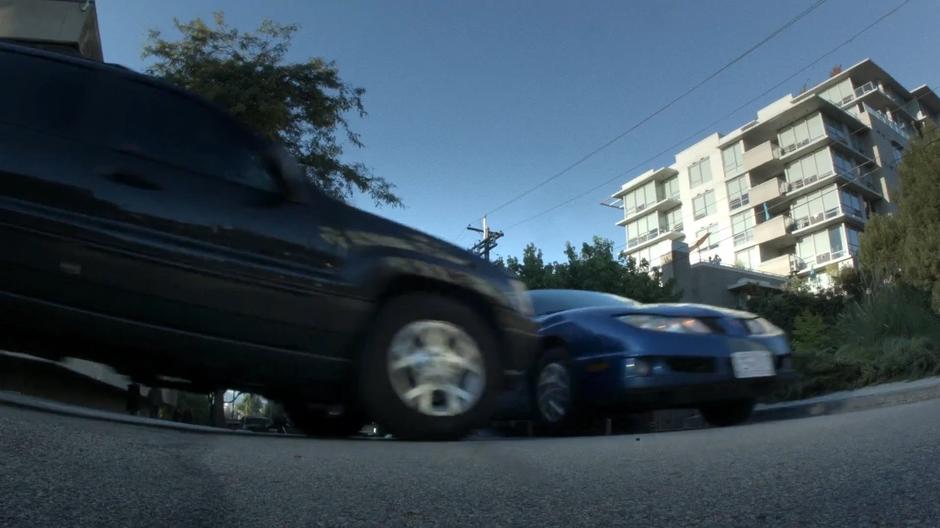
743 140 782 175
792 207 841 231
758 254 805 276
626 223 683 249
863 103 912 140
805 249 847 267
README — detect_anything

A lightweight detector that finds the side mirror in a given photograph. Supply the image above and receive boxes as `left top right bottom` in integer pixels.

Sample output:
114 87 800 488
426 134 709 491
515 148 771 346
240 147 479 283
267 145 309 203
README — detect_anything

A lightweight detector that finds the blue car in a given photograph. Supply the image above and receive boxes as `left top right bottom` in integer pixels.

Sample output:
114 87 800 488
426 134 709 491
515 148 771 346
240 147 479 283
505 289 796 432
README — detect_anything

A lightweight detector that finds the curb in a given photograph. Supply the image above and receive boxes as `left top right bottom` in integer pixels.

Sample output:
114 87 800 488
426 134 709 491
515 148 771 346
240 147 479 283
5 376 940 437
0 390 301 438
751 376 940 423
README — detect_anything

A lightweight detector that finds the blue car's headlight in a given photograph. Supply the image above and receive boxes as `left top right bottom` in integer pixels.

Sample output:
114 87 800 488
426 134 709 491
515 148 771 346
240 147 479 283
744 317 783 336
617 315 712 334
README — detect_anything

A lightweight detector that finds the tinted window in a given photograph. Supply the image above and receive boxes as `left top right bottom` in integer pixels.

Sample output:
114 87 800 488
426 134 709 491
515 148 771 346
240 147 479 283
0 51 93 140
528 290 637 316
96 74 278 193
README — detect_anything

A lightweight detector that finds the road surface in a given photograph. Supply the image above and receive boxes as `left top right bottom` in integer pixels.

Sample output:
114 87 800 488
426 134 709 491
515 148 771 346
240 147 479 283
2 399 940 527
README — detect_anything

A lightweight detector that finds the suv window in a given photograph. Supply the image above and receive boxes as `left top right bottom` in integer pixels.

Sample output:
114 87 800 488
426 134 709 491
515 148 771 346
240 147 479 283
96 74 279 193
0 51 93 141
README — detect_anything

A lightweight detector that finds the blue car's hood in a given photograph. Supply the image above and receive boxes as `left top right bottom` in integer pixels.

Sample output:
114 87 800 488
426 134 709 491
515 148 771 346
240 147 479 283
540 303 757 321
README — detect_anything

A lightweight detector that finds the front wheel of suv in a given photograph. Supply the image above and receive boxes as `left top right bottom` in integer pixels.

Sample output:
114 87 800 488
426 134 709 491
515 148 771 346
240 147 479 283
358 293 502 440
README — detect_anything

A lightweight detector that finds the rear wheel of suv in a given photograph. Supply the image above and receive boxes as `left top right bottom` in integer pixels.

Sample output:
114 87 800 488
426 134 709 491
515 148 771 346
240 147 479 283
358 293 501 440
699 398 756 427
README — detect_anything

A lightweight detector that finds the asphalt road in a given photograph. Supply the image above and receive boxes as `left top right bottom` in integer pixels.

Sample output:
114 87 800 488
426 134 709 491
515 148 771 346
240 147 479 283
3 400 940 527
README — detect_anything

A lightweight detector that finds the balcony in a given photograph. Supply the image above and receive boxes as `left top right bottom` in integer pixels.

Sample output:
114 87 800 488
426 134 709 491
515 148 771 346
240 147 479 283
791 207 843 234
754 214 795 249
624 225 685 252
743 140 782 179
864 103 913 141
750 176 788 206
797 249 850 271
758 254 805 276
616 195 682 226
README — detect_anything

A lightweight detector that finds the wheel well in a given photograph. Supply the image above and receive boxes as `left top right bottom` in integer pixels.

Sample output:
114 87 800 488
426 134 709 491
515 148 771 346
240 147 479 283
372 274 503 341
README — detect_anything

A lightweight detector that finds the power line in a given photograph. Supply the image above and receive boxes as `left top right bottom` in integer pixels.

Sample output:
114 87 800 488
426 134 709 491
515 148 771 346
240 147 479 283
473 0 830 221
499 0 913 234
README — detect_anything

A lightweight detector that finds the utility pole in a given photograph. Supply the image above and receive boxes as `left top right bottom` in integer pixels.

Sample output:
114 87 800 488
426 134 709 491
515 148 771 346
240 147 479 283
467 216 503 261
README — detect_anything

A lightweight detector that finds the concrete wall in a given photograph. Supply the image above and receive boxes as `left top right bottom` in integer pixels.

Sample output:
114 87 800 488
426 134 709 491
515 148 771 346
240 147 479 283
0 0 103 60
661 244 786 308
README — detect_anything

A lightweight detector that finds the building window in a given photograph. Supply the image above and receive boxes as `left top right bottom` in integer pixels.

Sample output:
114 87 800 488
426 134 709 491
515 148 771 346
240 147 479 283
819 79 855 105
692 189 716 219
660 207 683 232
688 158 712 188
625 212 660 248
735 246 761 270
785 148 833 189
722 142 745 177
840 190 865 219
731 210 755 247
847 227 861 255
697 223 721 250
661 176 680 200
726 175 750 210
790 185 840 230
622 180 659 218
778 113 825 154
825 119 848 143
797 226 845 267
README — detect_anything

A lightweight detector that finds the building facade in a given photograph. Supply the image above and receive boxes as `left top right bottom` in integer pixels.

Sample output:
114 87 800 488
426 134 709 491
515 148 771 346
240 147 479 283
611 59 940 290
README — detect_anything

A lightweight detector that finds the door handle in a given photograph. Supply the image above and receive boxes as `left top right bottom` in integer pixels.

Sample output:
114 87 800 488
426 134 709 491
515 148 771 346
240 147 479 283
103 172 162 191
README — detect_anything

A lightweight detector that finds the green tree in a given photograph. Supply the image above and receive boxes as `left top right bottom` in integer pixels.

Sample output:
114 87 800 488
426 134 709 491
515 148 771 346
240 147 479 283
897 126 940 311
235 393 264 418
791 310 834 354
500 237 678 303
143 13 400 206
500 244 558 290
858 213 903 283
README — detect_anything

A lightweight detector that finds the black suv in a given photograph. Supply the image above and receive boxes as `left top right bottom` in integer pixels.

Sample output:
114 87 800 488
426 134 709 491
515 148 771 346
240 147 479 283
0 43 536 440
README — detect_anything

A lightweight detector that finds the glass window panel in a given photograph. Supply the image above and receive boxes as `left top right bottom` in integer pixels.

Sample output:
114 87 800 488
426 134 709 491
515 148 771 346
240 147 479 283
787 160 804 183
822 188 839 211
808 114 824 139
829 227 843 253
779 128 796 149
700 159 712 183
794 121 810 144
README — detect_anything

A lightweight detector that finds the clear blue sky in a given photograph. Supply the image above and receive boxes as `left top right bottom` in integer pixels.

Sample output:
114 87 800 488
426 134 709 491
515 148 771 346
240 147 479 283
97 0 939 261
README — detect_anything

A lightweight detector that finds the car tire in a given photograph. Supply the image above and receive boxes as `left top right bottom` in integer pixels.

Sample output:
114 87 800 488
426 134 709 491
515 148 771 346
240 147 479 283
284 402 365 438
699 398 756 427
357 293 502 441
531 348 582 435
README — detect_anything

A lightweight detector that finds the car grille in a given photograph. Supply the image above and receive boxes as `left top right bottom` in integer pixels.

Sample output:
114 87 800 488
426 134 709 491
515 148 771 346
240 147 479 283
665 357 716 374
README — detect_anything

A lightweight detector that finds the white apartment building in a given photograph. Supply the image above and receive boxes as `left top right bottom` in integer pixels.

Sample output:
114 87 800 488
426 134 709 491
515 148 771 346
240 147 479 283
610 59 940 289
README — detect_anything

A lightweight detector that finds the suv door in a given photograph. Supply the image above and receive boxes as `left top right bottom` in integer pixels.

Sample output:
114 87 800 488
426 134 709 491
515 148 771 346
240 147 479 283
85 72 367 370
0 48 125 317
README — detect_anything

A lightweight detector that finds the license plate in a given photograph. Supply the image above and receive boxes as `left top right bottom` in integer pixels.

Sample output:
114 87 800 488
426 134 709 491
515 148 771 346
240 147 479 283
730 351 775 378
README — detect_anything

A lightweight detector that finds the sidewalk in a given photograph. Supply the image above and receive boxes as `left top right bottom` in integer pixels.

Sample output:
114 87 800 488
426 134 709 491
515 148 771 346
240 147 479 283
752 376 940 423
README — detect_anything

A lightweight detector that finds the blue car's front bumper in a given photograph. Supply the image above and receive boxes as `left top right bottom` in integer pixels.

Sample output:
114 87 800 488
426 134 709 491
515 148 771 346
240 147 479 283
572 336 797 410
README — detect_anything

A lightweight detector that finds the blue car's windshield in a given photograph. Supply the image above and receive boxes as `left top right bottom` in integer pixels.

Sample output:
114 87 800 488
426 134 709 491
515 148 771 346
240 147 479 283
528 289 637 316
